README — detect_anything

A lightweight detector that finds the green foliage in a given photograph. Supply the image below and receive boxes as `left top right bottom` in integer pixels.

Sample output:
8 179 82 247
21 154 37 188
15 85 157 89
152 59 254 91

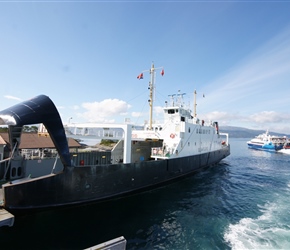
22 126 39 133
0 126 39 133
100 139 117 146
0 126 8 132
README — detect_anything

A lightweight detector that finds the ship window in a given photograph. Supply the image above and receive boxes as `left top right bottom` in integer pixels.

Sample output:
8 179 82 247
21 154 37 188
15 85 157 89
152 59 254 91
181 116 185 122
17 167 22 176
168 109 175 114
188 128 191 133
12 167 16 177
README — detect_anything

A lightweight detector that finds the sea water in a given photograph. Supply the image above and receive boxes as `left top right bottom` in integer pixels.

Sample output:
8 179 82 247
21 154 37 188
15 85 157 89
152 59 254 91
1 138 290 249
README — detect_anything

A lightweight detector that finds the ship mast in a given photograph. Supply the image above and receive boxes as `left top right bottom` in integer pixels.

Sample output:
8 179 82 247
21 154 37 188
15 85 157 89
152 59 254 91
138 62 164 130
194 90 197 117
148 63 155 130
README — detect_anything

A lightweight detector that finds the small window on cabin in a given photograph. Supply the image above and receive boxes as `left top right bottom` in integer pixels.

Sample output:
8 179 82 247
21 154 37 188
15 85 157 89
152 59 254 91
176 109 179 113
168 109 175 114
181 117 185 122
188 127 191 133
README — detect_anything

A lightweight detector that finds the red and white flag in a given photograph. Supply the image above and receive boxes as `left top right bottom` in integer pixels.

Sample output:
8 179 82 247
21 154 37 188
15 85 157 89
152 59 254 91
137 73 143 80
160 69 164 76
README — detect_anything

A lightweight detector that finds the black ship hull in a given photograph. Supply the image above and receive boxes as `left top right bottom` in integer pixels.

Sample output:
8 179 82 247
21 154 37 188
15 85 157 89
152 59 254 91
3 146 229 212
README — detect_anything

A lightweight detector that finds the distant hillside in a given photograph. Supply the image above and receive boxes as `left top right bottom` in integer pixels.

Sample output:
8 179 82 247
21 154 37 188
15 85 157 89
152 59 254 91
219 126 290 138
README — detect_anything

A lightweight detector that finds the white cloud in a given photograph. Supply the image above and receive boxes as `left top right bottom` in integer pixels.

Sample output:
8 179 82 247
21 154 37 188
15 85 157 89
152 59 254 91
4 95 22 101
81 98 131 123
131 111 143 118
72 105 79 110
249 111 290 124
202 111 241 126
154 106 164 116
201 110 290 134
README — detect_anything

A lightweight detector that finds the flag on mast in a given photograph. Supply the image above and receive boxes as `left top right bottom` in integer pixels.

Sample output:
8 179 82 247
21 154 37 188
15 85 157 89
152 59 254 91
161 69 164 76
137 73 143 80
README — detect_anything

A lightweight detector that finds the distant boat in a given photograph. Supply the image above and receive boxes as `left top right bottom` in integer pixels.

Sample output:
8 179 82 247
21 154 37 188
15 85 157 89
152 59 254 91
247 130 287 151
0 63 230 214
278 140 290 155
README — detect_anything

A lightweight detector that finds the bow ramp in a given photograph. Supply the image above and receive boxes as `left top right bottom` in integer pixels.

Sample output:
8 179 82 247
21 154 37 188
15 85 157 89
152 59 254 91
0 95 71 167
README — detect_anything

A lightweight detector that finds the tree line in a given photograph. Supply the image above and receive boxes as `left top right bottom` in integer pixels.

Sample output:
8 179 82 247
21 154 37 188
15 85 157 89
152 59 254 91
0 126 38 133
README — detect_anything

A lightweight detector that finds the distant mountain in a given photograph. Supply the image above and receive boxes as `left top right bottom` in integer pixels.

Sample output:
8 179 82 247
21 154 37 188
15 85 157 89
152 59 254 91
219 126 290 138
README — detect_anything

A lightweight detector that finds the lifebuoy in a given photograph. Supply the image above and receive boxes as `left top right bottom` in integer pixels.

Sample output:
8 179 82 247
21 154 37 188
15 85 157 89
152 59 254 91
170 133 175 139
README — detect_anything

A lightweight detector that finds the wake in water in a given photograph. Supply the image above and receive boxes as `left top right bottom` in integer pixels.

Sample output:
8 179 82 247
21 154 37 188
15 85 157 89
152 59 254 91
224 182 290 249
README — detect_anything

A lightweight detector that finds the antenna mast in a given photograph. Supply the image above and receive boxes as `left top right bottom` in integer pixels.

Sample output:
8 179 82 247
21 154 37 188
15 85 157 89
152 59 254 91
148 63 155 131
194 90 197 117
137 62 164 130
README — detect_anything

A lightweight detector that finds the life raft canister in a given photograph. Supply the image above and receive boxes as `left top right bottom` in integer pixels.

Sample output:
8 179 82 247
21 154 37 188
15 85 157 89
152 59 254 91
170 133 175 139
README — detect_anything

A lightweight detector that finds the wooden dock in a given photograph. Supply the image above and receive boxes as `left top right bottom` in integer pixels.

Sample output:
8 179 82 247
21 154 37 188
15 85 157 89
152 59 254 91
84 236 126 250
0 209 14 227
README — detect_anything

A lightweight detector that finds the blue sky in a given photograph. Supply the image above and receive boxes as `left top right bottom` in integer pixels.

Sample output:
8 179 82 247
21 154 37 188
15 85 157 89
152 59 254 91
1 1 290 134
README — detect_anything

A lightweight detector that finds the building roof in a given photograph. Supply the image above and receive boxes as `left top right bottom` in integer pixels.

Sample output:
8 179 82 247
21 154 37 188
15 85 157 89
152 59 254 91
0 135 6 145
0 132 81 149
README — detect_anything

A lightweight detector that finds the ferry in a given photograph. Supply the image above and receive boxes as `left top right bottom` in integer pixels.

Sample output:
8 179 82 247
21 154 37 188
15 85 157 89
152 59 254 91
0 63 230 214
247 130 287 151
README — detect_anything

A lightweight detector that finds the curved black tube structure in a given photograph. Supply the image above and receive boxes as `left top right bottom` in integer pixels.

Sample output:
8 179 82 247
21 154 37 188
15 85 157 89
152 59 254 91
0 95 71 167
